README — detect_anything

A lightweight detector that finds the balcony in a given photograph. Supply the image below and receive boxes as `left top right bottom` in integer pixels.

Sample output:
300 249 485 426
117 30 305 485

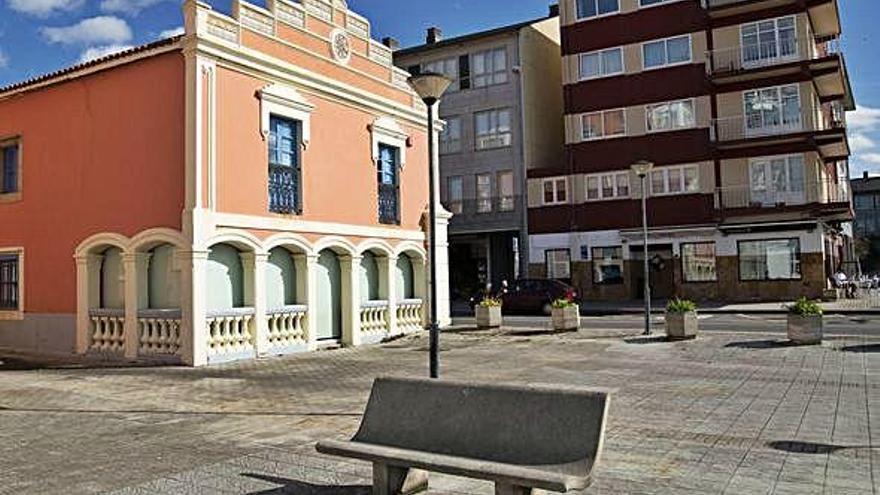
444 195 523 233
702 0 841 38
716 179 852 221
707 36 839 78
378 183 399 225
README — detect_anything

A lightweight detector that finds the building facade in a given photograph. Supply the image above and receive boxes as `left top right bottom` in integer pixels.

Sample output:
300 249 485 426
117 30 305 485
393 12 564 299
528 0 854 303
852 172 880 272
0 0 449 366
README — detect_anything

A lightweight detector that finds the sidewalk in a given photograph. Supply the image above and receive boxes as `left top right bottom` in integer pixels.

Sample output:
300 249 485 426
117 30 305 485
577 297 880 316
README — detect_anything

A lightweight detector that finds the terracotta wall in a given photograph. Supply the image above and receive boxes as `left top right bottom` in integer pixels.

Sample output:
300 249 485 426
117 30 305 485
0 52 186 313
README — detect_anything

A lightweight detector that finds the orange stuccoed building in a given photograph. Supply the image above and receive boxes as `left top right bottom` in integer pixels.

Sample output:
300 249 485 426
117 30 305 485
0 0 451 366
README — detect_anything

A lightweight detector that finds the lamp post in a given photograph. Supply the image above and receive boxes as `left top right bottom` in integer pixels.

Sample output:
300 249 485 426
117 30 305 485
408 72 452 379
631 160 654 336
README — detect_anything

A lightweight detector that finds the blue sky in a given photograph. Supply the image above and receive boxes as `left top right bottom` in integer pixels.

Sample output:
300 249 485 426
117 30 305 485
0 0 878 176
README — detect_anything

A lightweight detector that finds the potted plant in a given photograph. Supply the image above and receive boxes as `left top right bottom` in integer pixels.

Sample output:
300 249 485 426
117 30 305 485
787 297 823 345
475 297 503 329
666 298 698 340
551 298 580 331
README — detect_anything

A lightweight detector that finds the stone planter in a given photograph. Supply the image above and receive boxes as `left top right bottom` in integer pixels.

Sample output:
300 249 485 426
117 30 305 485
551 305 580 331
788 314 823 345
666 311 698 340
475 305 502 329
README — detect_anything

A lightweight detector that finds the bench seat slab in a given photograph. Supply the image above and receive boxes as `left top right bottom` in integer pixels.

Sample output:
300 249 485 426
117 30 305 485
373 463 429 495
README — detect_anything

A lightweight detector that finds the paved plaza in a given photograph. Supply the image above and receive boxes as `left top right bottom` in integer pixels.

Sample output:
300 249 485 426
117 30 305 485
1 320 879 494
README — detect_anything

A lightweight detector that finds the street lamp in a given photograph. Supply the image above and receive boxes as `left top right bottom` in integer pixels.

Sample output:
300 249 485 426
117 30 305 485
408 72 452 379
631 160 654 336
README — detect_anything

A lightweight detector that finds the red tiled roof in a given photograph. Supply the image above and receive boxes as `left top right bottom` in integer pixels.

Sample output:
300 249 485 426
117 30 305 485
0 36 183 96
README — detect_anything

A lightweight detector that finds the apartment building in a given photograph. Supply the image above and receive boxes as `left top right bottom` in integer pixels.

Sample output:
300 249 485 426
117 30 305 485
528 0 854 303
0 0 447 366
853 173 880 272
393 10 563 298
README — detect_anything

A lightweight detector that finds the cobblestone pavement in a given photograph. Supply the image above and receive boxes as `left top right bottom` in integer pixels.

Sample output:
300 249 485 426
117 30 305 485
1 326 879 494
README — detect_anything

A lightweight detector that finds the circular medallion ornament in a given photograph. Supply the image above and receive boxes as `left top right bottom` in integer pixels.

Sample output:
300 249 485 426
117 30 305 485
330 29 352 65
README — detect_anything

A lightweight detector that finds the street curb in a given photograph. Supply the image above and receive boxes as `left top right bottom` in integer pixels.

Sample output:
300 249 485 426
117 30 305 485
579 309 880 316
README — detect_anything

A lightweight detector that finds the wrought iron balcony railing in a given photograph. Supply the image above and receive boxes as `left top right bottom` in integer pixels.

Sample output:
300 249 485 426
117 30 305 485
269 164 299 214
710 102 845 142
378 183 399 225
707 36 839 76
716 180 851 211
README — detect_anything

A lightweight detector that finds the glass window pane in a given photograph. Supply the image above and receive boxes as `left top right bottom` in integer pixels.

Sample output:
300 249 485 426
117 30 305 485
583 113 603 139
476 113 489 135
604 110 625 136
647 103 670 131
580 53 600 79
498 110 511 133
556 179 567 202
602 48 623 74
577 0 597 18
682 243 717 282
651 170 665 194
586 176 599 200
668 169 683 193
616 173 629 197
448 177 462 201
597 0 618 15
667 36 691 64
544 181 555 203
684 167 699 192
643 41 666 68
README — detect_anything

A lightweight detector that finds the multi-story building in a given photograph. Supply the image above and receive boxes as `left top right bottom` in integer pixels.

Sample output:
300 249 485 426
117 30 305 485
528 0 854 302
852 172 880 272
0 0 448 366
393 10 563 298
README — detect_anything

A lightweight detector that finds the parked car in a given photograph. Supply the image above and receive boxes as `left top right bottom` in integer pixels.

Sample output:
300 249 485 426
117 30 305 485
470 279 579 315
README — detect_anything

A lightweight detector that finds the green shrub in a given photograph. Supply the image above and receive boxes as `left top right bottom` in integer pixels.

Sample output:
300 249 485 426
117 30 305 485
551 298 578 309
666 298 697 314
788 297 823 317
479 297 503 308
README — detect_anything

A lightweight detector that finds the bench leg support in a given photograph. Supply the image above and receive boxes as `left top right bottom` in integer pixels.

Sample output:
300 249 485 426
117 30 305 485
372 463 429 495
495 482 536 495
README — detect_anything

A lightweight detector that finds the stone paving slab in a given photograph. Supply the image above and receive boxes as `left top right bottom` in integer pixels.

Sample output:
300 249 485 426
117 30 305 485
0 327 878 494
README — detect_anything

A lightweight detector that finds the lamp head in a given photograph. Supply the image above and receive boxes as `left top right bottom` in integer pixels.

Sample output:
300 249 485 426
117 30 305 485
631 160 654 178
407 72 452 106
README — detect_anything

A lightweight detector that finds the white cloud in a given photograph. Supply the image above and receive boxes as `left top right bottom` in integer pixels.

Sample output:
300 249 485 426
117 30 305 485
99 0 169 15
6 0 84 17
0 48 8 69
78 44 134 64
849 106 880 132
41 16 132 46
851 133 876 153
863 153 880 165
158 27 184 39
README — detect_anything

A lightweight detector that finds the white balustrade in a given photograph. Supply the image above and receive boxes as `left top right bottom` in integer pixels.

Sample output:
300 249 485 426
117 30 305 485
396 299 424 334
266 305 308 350
206 308 256 357
360 301 390 336
89 309 126 353
138 310 182 356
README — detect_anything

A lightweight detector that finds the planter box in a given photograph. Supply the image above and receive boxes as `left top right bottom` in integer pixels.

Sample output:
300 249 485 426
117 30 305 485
475 306 502 329
666 311 698 340
551 305 580 331
788 314 823 345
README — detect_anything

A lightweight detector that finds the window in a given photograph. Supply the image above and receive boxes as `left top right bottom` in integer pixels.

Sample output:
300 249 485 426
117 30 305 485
577 0 619 19
377 144 400 224
579 47 624 80
440 116 462 154
268 116 301 214
498 171 515 212
739 239 801 281
447 176 463 214
546 249 571 280
592 247 623 284
586 172 629 201
582 109 626 140
0 252 21 314
643 35 692 69
476 173 492 213
472 48 507 88
646 99 696 132
749 155 805 206
650 165 699 196
682 243 717 282
742 16 797 67
744 84 801 135
640 0 683 6
475 109 512 150
543 178 567 205
423 57 459 91
1 141 20 195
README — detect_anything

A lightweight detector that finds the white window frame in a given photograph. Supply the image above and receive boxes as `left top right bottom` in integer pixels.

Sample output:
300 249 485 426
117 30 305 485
575 0 620 21
439 116 462 155
259 83 315 149
475 108 512 150
423 57 459 92
581 109 627 141
476 173 493 213
748 154 806 206
681 242 717 283
638 0 688 9
471 47 508 88
649 164 700 196
743 84 802 137
546 249 572 280
740 15 799 69
542 177 568 206
646 98 696 133
642 34 693 70
578 47 625 81
497 170 515 212
585 171 630 201
0 247 24 320
370 116 409 169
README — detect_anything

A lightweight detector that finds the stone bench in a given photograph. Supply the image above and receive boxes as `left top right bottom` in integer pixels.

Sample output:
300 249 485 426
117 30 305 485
316 377 611 495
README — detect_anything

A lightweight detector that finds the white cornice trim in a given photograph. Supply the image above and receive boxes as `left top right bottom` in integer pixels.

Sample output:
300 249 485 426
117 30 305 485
209 212 426 242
